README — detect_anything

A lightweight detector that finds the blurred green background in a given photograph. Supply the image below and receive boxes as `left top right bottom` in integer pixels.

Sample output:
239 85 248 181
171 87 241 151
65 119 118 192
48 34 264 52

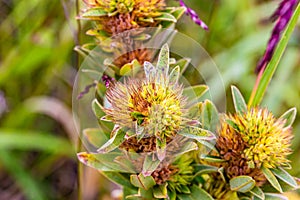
0 0 299 199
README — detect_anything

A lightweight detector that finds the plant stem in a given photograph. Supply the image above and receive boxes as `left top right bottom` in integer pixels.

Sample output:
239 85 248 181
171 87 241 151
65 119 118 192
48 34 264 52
248 2 300 108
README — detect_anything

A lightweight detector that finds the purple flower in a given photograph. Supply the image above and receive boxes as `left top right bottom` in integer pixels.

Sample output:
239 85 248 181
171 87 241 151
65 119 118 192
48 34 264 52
101 74 115 88
179 0 209 31
256 0 298 73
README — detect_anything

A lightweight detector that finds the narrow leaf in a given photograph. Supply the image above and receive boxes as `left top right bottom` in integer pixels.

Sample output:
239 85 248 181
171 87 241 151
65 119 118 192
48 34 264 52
183 85 208 105
155 12 177 22
102 172 136 191
173 141 198 158
156 137 166 161
168 190 177 200
262 166 283 193
92 99 105 118
97 126 126 153
172 57 191 75
0 151 45 200
144 61 156 81
83 128 108 148
153 183 168 198
193 164 219 177
142 154 161 176
0 130 74 156
270 167 298 188
130 174 156 190
230 176 256 193
169 65 180 85
178 126 216 141
77 152 135 172
169 6 186 20
199 155 225 163
248 4 300 107
249 186 265 200
82 8 108 17
264 193 288 200
190 185 214 200
156 44 169 79
201 100 219 132
279 107 297 127
231 85 247 114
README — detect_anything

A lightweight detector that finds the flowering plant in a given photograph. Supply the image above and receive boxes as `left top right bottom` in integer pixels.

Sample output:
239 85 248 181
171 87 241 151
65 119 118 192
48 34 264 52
75 0 300 199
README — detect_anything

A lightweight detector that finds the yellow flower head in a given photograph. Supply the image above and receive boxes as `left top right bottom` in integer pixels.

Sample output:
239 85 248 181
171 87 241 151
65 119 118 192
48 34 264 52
219 108 293 169
104 72 185 140
103 44 185 143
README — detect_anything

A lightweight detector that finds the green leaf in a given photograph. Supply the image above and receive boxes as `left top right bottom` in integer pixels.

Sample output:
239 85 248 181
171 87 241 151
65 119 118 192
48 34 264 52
156 43 169 80
249 186 265 200
183 85 208 104
156 137 166 161
279 107 297 127
0 150 46 200
181 185 191 194
133 33 151 41
142 154 160 176
197 140 218 153
114 155 138 173
218 167 227 182
177 186 214 200
193 164 219 177
262 166 283 193
139 16 154 23
120 59 141 76
125 195 144 200
171 57 190 75
102 172 136 191
199 155 225 163
264 193 288 200
0 129 74 156
168 190 177 200
230 176 256 193
77 152 135 172
169 65 180 85
173 141 198 158
83 128 108 148
155 12 177 22
97 126 126 153
139 187 154 199
82 8 108 17
168 6 186 20
153 183 168 198
92 99 105 118
144 61 156 81
231 85 247 114
178 126 216 141
200 100 219 132
270 167 298 188
248 3 300 107
130 173 156 190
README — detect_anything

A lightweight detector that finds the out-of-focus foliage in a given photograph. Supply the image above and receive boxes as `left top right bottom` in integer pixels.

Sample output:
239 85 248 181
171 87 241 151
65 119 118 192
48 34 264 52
0 0 79 199
0 0 299 199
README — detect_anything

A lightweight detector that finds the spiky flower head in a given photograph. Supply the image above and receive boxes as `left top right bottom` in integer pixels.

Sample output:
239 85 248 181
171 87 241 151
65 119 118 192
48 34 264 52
216 108 293 183
101 44 186 158
82 0 168 34
104 53 184 141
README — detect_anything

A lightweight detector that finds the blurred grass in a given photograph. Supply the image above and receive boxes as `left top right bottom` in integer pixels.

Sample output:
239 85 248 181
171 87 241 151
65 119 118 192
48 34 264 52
0 0 300 199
